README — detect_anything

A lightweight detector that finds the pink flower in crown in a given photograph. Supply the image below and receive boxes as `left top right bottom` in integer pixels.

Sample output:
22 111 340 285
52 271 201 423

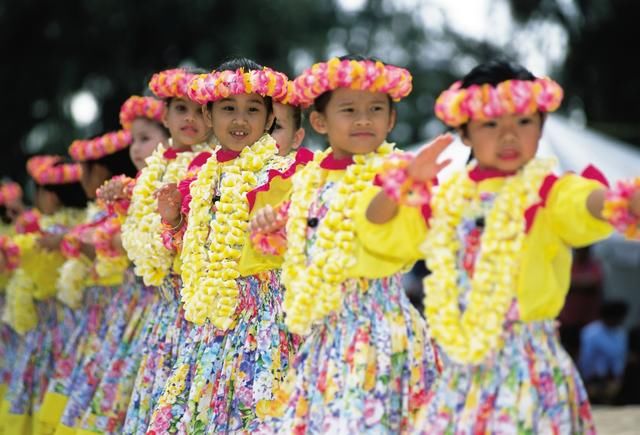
536 79 563 111
335 62 352 88
226 70 247 95
483 86 504 118
510 80 534 114
249 70 264 95
362 62 378 90
462 85 483 120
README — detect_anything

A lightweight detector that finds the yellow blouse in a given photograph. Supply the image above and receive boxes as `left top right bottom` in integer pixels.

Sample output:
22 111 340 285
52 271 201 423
355 171 613 321
240 163 417 279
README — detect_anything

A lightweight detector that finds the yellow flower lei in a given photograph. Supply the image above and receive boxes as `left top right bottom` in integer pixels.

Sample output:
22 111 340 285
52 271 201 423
422 158 556 364
122 142 210 286
3 269 37 335
282 142 396 335
181 134 278 328
57 255 92 309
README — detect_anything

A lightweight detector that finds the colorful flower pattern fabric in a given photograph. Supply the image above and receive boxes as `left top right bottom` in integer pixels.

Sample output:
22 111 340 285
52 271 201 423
121 275 193 435
146 271 298 434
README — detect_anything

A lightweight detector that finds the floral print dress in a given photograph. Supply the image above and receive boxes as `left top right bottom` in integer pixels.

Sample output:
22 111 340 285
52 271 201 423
257 176 439 434
414 190 595 434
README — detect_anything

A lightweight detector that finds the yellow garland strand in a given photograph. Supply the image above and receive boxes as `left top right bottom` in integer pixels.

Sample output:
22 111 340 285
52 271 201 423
56 255 92 309
422 158 556 364
282 142 396 335
122 142 210 286
2 269 37 335
181 134 279 328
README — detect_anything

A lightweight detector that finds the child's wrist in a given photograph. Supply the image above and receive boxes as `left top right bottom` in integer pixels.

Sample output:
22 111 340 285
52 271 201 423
602 177 640 240
376 154 433 207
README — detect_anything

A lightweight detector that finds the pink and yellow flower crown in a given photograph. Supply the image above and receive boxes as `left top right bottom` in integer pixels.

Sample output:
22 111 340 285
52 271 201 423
26 155 82 185
149 68 199 99
119 95 166 130
69 130 132 162
187 67 292 105
0 181 22 206
293 57 413 108
434 77 564 127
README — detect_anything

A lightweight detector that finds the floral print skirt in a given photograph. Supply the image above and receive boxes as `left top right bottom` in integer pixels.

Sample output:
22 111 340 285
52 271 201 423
257 274 438 434
146 271 299 434
414 320 595 434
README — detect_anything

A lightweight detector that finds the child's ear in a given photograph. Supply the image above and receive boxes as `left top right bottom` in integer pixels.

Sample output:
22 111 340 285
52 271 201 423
292 128 306 150
387 108 397 133
265 112 275 132
202 105 214 128
309 111 328 134
457 127 472 147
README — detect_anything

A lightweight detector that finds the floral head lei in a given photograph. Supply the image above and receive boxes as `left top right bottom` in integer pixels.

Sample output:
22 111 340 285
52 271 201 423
26 155 82 185
69 130 132 162
119 95 167 130
434 77 564 127
187 67 292 105
0 181 22 206
149 68 198 99
293 57 413 108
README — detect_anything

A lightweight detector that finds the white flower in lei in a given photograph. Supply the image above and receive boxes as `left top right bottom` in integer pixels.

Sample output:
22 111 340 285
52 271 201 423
180 134 278 328
422 157 556 364
122 142 210 286
282 142 397 335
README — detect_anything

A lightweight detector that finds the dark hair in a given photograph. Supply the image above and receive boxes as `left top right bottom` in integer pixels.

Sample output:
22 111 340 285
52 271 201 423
0 205 9 224
313 54 394 113
207 57 274 117
600 300 629 327
41 181 88 209
292 105 303 129
85 147 137 178
459 60 536 89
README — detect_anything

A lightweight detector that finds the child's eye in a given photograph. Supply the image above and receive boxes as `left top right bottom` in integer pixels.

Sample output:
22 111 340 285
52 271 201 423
482 120 497 128
175 104 187 112
248 107 261 113
273 123 283 130
371 105 385 111
341 107 354 113
518 117 533 125
221 105 234 111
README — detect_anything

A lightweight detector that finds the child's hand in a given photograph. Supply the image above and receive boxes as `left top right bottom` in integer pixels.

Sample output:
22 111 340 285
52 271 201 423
631 190 640 218
249 205 285 234
407 134 454 182
98 178 126 202
37 232 64 251
156 183 182 226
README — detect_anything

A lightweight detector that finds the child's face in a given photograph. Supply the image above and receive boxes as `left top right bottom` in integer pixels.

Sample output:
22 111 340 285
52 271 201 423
80 162 110 199
310 88 395 159
129 118 169 169
35 187 59 215
162 98 209 149
206 93 274 152
272 102 305 156
462 113 543 172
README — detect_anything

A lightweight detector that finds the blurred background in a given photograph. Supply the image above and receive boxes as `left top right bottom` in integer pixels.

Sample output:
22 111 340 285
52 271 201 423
2 0 640 420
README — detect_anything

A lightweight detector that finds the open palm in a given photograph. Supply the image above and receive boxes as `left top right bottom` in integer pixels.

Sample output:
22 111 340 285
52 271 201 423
407 134 454 182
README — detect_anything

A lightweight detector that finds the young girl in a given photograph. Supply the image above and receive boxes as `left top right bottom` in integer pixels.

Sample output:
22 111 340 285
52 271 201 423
37 131 137 434
118 68 214 434
145 58 307 434
252 55 438 434
0 157 86 435
70 95 169 435
272 101 306 156
359 60 640 433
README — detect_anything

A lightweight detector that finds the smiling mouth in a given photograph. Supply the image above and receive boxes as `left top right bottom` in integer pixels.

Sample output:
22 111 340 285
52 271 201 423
351 132 375 137
498 149 520 160
181 126 198 135
230 131 249 138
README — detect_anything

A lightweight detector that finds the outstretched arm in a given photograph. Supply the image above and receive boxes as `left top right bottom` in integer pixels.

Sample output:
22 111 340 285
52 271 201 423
366 134 453 224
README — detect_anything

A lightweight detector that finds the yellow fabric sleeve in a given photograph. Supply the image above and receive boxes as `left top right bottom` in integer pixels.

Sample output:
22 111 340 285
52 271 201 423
354 185 428 264
546 174 613 246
